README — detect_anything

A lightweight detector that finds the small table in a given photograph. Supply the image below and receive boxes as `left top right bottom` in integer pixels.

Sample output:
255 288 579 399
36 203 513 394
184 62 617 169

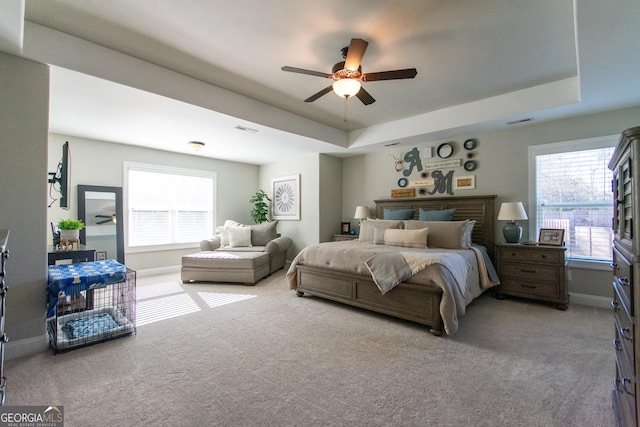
47 245 96 266
332 233 358 242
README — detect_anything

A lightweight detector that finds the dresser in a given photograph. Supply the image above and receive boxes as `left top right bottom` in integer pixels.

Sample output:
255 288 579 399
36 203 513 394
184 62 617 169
609 126 640 427
0 229 9 405
495 243 568 309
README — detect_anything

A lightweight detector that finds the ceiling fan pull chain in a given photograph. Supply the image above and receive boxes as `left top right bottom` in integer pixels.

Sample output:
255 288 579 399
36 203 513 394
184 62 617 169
344 97 349 132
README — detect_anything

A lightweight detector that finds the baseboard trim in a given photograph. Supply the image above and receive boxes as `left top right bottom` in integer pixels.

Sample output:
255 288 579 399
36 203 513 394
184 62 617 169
5 334 48 361
569 292 612 309
136 265 181 278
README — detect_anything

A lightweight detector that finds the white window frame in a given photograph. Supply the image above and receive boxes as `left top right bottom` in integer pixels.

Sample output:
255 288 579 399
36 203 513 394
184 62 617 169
528 135 616 270
123 161 216 253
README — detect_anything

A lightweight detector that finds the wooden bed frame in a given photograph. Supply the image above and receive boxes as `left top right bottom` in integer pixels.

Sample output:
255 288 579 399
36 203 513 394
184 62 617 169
295 195 496 336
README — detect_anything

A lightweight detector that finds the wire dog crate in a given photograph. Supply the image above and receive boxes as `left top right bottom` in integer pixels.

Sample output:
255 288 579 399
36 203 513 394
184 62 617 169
46 260 136 353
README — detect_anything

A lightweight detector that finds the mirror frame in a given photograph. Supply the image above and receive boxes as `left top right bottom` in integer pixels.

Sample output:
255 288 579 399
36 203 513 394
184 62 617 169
77 185 125 264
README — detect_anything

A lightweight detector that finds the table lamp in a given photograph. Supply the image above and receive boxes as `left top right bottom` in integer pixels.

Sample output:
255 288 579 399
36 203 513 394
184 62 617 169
354 206 370 233
497 202 528 243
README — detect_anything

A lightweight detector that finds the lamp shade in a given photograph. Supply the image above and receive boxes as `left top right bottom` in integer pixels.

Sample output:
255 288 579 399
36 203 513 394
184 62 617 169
354 206 370 219
497 202 528 243
497 202 528 221
333 79 362 98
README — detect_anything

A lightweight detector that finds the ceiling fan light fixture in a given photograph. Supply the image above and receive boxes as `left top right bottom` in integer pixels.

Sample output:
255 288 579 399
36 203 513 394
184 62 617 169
332 78 361 98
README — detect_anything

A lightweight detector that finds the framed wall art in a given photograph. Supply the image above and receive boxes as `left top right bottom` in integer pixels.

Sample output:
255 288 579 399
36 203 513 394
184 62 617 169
341 222 351 234
272 174 300 220
538 228 565 246
453 175 476 190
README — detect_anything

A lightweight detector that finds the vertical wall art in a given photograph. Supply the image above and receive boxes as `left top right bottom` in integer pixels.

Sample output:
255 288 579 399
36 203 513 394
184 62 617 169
272 174 300 220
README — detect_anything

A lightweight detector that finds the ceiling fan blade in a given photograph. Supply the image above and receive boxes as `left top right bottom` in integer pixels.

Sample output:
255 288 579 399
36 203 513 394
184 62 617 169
281 66 332 78
304 85 334 102
355 87 376 105
97 219 112 225
362 68 418 81
95 215 112 218
344 38 368 71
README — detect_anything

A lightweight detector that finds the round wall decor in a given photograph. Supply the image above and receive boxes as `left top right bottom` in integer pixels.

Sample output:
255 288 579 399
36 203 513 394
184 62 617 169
436 142 453 158
464 160 477 171
463 139 477 150
398 178 408 188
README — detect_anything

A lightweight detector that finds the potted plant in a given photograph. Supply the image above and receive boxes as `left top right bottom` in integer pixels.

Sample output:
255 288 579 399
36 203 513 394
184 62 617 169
249 190 271 224
57 219 85 242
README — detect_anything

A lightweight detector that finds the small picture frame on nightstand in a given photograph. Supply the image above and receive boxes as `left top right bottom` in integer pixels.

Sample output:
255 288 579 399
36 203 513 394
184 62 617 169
538 228 565 246
341 222 351 234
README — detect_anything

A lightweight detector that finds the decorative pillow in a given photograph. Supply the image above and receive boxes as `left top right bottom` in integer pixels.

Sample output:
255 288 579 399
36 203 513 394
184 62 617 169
419 208 456 221
373 226 387 245
227 226 252 247
405 220 475 249
250 220 278 246
358 220 403 242
383 228 429 249
217 220 244 247
383 208 415 220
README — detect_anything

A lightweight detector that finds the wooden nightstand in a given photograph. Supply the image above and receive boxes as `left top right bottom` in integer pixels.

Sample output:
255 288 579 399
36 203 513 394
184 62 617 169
332 233 358 241
495 243 568 309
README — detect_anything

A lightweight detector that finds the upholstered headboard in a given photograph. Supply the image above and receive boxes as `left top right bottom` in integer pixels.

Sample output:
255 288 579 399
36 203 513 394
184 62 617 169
374 195 497 260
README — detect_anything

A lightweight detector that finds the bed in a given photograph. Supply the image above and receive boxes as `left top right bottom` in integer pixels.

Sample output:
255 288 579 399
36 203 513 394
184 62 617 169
287 195 498 336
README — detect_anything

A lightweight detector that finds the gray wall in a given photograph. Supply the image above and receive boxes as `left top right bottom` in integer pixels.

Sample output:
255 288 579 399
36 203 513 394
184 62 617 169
47 133 260 271
0 52 49 357
342 105 640 300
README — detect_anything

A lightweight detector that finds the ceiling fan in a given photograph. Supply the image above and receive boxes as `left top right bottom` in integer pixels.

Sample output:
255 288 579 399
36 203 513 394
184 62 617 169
282 38 417 105
96 214 116 225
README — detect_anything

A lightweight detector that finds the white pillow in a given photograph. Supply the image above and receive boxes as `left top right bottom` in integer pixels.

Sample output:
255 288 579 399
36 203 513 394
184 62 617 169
227 226 252 247
383 228 429 249
405 220 475 249
217 220 244 247
359 219 403 242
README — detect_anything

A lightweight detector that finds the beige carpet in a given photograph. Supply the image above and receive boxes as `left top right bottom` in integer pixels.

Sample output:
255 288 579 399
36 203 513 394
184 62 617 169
6 271 615 426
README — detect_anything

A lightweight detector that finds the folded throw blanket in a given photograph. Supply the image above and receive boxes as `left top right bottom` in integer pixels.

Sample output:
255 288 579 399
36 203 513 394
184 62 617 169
365 251 471 295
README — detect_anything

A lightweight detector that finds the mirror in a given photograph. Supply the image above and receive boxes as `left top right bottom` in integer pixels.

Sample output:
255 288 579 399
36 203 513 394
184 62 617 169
78 185 124 264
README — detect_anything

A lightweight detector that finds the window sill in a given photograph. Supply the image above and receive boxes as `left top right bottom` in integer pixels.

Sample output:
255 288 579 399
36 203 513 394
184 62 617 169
127 242 200 254
567 258 612 271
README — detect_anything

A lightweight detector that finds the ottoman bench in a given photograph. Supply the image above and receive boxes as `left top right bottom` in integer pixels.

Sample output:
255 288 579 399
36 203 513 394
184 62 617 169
181 251 270 285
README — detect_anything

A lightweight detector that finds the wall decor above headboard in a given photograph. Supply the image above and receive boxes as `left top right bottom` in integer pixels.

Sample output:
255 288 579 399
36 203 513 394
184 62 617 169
374 195 497 260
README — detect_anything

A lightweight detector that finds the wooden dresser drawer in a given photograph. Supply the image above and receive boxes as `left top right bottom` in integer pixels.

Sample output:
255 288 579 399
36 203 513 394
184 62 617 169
502 263 558 283
613 247 633 312
500 278 558 299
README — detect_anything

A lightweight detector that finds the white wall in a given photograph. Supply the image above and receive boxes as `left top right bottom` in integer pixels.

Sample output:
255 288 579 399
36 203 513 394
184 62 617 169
47 133 259 271
343 105 640 299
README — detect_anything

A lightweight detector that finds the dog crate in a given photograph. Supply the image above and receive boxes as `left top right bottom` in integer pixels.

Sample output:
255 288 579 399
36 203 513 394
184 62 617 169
46 260 136 353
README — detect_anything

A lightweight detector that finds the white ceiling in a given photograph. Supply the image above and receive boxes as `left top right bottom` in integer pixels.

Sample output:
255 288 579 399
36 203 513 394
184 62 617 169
7 0 640 164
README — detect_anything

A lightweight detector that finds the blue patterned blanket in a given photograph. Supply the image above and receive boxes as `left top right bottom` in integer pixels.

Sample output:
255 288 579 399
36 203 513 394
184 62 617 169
46 260 127 320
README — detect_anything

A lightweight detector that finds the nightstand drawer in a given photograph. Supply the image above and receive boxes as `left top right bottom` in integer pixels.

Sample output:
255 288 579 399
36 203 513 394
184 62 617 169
500 248 559 264
500 278 558 299
502 263 558 283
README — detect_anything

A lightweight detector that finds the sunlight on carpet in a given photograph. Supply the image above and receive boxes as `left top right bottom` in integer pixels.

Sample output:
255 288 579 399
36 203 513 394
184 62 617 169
137 293 201 326
197 292 256 308
135 281 258 326
137 282 184 300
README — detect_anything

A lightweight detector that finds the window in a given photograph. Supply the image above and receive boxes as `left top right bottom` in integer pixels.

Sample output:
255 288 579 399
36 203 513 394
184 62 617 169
528 136 616 265
124 162 216 251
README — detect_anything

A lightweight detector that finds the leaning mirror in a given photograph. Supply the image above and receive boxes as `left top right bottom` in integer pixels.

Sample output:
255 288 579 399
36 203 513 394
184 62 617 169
77 185 124 264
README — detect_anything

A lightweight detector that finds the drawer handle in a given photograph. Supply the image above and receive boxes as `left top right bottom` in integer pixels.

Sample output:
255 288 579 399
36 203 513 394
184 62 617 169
520 269 537 274
618 277 630 287
610 263 618 271
521 284 537 289
613 339 622 351
611 300 620 311
614 378 623 392
620 327 632 341
622 378 634 395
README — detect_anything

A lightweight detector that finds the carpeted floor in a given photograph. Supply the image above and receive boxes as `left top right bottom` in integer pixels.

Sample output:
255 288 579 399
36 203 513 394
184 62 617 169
6 270 615 426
